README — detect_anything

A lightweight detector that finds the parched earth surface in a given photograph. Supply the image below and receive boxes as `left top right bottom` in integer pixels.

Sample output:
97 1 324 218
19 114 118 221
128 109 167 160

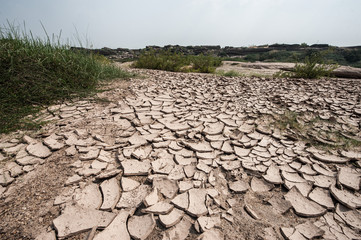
1 65 361 240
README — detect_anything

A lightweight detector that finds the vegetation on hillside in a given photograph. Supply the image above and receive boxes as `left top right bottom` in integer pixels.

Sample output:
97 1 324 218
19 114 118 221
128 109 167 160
133 49 222 73
225 47 361 68
0 23 133 133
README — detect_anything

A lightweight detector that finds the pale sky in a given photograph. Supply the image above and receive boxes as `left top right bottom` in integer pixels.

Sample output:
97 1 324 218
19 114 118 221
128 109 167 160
1 0 360 49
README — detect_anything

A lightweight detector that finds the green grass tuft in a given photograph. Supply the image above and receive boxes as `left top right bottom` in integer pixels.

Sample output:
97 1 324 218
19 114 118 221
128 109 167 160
0 23 134 133
133 49 222 73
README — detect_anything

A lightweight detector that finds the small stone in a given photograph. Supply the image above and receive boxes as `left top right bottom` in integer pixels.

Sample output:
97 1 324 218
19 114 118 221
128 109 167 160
65 145 77 156
153 177 179 199
312 153 349 163
144 188 159 207
16 155 42 166
250 177 273 192
263 164 283 184
43 137 64 151
116 184 151 209
100 177 121 211
121 177 141 192
337 167 360 191
0 171 14 187
93 210 130 240
183 141 213 152
197 229 223 240
197 215 221 232
65 174 82 186
53 205 116 239
184 165 196 178
330 184 361 209
159 208 184 228
26 143 51 158
295 221 325 239
244 204 260 220
308 187 334 210
79 148 100 161
267 195 292 214
228 180 249 193
284 187 326 217
187 189 208 217
162 215 193 240
171 192 189 210
91 160 108 170
121 160 151 176
335 204 361 231
234 146 251 157
35 230 57 240
127 214 156 240
74 183 102 209
142 201 174 215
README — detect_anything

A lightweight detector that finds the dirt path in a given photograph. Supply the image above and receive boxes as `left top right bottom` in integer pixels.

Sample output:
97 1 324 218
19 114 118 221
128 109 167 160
1 67 361 240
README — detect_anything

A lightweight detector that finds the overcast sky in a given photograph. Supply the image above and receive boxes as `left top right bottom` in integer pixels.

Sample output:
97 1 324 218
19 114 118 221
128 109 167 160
1 0 360 49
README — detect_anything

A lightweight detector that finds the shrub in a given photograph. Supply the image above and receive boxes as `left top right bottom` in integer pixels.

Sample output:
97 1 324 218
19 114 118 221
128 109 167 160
133 49 222 73
0 23 133 133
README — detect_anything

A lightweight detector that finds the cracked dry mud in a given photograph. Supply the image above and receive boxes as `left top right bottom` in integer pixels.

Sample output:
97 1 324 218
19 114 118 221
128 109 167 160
1 66 361 240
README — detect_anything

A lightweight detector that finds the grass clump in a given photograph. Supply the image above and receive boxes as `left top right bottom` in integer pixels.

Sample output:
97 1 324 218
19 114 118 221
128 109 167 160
133 49 222 73
215 70 241 77
0 23 133 133
274 51 338 79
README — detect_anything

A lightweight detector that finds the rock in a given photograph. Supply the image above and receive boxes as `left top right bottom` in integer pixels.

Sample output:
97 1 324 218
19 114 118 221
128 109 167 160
263 164 283 184
152 153 175 174
203 122 224 135
335 204 361 230
127 214 156 240
159 208 184 228
144 188 159 207
142 201 174 215
153 177 179 199
65 174 82 186
171 192 189 210
79 148 100 161
121 160 151 176
16 155 43 166
53 205 116 239
330 184 361 209
197 215 221 232
74 183 102 209
283 180 313 197
121 177 140 192
284 187 326 217
197 162 212 174
26 143 51 158
308 187 334 210
43 137 64 150
228 180 249 193
95 169 122 180
251 177 273 192
183 141 213 152
132 145 152 160
0 171 15 187
35 230 57 240
197 229 224 240
312 153 349 163
100 177 121 211
128 133 148 146
244 204 260 220
162 215 193 240
187 189 208 217
295 221 325 239
65 145 77 156
93 210 130 240
337 167 360 191
116 184 151 209
267 195 292 214
179 181 194 193
91 160 108 170
234 146 251 157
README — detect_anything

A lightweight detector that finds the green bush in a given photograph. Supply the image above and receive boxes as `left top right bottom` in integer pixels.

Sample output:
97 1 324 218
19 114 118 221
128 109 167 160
292 52 338 79
0 23 133 133
133 49 222 73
